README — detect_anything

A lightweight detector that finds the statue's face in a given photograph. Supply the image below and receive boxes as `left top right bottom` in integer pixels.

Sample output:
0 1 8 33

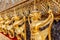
30 12 41 21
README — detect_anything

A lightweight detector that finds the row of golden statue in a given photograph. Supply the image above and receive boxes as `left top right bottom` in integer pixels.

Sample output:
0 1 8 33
0 8 54 40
